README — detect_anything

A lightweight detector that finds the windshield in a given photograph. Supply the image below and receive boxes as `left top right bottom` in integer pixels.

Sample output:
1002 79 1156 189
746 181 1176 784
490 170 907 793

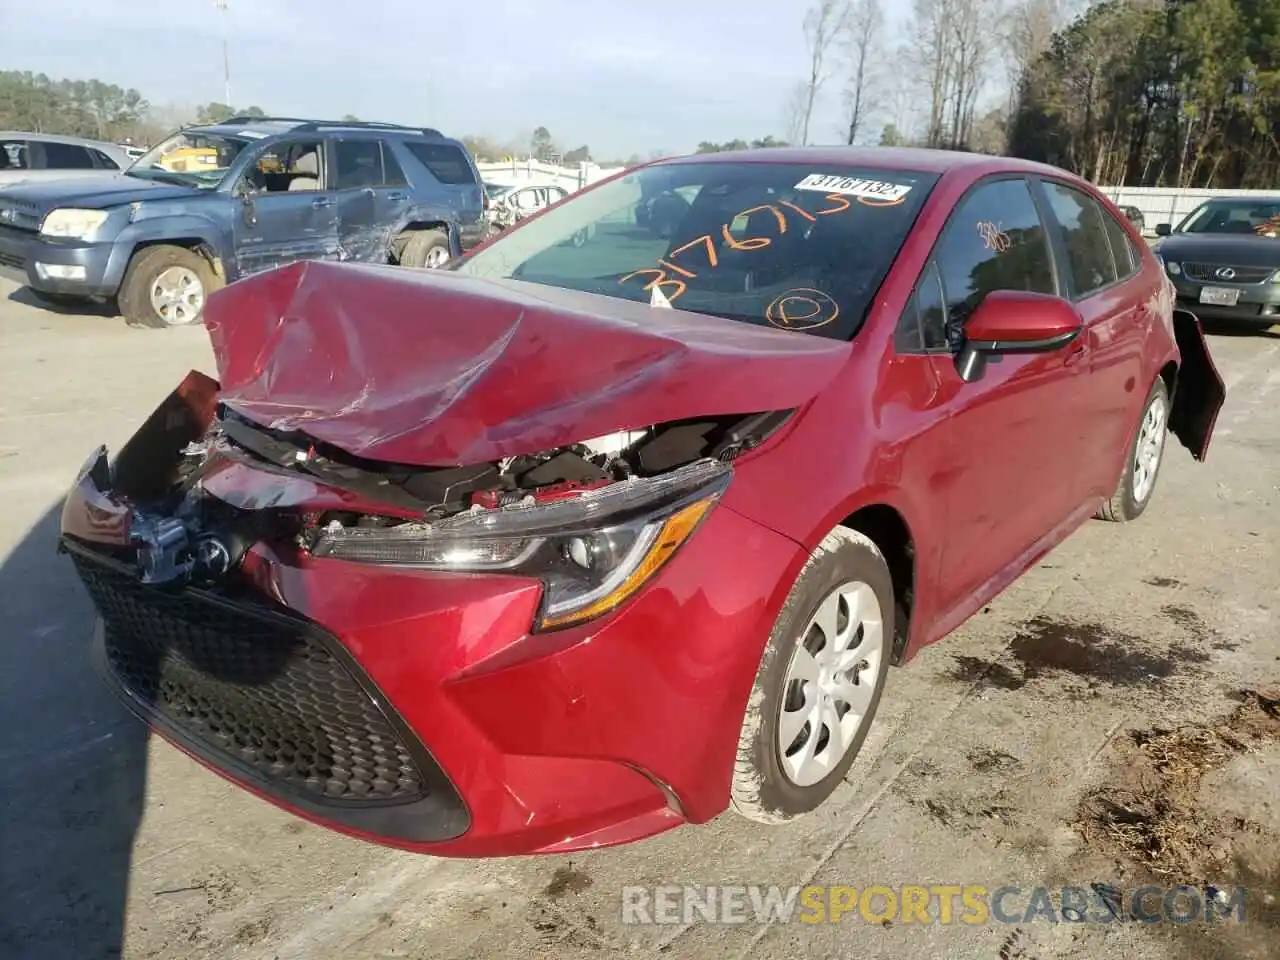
454 161 938 340
126 131 253 188
484 182 509 198
1177 199 1280 237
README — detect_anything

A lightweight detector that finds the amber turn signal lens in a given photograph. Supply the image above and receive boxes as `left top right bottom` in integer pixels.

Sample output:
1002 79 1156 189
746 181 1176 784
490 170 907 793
538 497 717 630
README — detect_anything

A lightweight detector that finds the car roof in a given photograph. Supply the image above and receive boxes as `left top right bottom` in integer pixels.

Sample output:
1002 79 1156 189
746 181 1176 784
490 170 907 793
0 130 127 154
1194 195 1280 204
186 119 456 143
662 145 1078 180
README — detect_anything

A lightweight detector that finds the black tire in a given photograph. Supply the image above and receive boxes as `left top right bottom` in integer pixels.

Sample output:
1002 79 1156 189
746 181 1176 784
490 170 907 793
29 290 92 310
730 526 894 824
398 229 451 269
1097 377 1170 522
118 245 218 329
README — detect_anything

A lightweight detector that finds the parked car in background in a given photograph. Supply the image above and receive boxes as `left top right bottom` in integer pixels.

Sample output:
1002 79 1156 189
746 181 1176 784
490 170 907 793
1119 204 1145 233
0 132 130 186
59 147 1225 856
484 181 570 234
1152 196 1280 327
0 117 485 326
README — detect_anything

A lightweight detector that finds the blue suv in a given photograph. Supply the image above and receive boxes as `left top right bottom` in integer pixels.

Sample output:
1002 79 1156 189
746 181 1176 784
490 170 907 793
0 117 486 327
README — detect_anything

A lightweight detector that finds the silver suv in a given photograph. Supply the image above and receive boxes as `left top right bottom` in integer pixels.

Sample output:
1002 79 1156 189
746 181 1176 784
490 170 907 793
0 132 130 186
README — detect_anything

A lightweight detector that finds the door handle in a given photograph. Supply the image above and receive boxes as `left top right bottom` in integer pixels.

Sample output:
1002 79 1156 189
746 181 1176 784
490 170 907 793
311 197 334 208
385 192 408 201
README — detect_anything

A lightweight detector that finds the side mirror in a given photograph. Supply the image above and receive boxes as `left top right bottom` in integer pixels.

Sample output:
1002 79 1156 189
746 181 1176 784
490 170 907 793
1155 222 1172 237
955 290 1083 383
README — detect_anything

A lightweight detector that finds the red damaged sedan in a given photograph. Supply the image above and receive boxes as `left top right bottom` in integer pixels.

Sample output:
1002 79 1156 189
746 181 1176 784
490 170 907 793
59 148 1226 856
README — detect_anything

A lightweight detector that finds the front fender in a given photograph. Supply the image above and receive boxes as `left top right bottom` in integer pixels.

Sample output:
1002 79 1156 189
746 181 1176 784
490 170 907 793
103 214 233 288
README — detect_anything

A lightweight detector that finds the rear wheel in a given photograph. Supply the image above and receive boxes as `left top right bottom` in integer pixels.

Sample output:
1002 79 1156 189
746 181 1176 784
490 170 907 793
730 527 893 824
1097 377 1169 522
398 229 451 269
118 246 218 328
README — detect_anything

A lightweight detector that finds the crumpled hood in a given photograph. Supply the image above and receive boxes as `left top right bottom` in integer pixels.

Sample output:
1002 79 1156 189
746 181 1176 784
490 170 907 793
205 260 853 466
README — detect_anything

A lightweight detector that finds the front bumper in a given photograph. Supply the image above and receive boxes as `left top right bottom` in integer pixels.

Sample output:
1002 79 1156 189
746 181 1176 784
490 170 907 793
1171 276 1280 325
59 462 804 856
0 224 119 296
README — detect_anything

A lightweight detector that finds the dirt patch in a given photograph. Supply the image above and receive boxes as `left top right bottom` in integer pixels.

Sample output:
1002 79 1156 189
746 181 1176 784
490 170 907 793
949 656 1027 690
947 615 1211 693
1076 689 1280 925
233 917 271 946
543 865 593 899
968 747 1021 773
1145 576 1184 589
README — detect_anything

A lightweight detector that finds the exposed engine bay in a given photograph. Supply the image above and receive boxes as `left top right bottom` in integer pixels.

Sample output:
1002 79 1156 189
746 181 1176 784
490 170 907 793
74 370 793 588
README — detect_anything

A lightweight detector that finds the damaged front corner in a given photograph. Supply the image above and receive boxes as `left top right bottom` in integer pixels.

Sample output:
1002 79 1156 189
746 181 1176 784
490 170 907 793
112 370 221 502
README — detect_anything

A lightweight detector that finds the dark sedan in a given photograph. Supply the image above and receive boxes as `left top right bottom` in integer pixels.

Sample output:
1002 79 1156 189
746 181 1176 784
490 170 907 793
1153 197 1280 326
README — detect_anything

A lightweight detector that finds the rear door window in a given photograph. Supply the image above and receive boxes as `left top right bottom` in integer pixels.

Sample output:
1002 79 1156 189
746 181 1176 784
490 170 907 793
380 142 408 187
333 139 384 189
39 141 97 169
404 142 477 185
1040 180 1120 297
1100 207 1139 280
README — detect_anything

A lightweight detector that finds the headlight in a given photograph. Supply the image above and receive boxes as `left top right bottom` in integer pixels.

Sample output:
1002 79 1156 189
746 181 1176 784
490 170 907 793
311 459 732 630
40 208 109 238
1165 260 1181 276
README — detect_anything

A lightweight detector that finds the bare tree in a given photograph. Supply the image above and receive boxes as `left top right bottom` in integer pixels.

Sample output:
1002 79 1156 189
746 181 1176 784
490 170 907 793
842 0 886 144
784 81 810 146
907 0 1002 149
800 0 847 145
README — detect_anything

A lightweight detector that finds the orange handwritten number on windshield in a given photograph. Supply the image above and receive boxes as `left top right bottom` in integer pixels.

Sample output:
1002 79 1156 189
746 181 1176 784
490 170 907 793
779 201 817 222
737 204 788 232
619 268 687 302
668 234 719 270
721 225 770 251
813 193 850 215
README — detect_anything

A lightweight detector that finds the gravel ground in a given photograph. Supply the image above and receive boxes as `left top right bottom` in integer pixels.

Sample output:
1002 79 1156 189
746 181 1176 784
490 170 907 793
0 280 1276 960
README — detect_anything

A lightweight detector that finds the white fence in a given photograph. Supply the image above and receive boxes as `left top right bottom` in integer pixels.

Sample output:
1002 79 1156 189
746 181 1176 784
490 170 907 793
475 158 625 193
1095 186 1278 235
473 161 1273 238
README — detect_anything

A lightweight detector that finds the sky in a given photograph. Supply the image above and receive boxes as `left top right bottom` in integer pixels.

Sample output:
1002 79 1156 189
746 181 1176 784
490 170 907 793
0 0 911 158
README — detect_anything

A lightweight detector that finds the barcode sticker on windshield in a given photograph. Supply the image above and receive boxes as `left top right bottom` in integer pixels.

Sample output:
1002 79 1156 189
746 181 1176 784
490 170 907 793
794 174 912 202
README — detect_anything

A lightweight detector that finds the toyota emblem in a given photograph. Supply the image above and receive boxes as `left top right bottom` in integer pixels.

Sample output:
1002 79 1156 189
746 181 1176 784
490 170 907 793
194 536 233 580
1215 267 1236 280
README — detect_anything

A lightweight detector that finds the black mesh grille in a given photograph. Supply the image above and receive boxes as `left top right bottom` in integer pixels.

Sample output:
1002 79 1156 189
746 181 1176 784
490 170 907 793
0 249 22 270
68 543 427 806
1182 262 1273 284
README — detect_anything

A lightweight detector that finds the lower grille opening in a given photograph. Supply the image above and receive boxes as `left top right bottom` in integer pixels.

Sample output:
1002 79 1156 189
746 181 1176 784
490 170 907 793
64 536 469 842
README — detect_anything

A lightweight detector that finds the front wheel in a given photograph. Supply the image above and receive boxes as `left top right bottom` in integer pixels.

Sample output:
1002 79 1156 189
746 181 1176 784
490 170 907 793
1097 377 1169 522
730 526 894 825
118 246 218 328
